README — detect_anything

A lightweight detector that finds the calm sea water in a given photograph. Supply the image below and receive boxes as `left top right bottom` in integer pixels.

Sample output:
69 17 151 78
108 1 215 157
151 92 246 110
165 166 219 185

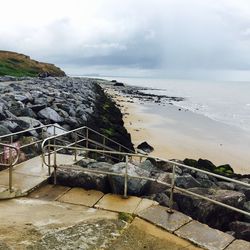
102 77 250 132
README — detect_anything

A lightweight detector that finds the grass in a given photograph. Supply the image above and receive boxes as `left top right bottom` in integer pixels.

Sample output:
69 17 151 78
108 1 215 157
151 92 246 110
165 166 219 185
0 50 65 77
118 212 134 223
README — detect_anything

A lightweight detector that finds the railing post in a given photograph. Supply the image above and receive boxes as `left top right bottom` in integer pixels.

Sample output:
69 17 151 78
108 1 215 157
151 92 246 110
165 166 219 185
86 128 89 148
102 137 105 156
9 147 13 192
41 129 44 168
54 165 57 185
167 164 176 213
123 155 129 199
48 144 51 176
54 144 57 168
74 133 77 161
118 145 121 160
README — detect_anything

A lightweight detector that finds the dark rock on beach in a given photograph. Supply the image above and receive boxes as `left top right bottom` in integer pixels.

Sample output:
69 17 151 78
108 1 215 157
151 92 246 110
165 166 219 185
137 141 154 154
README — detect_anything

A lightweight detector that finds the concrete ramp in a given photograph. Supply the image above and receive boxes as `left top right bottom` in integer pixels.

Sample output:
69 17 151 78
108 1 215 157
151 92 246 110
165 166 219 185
0 154 75 199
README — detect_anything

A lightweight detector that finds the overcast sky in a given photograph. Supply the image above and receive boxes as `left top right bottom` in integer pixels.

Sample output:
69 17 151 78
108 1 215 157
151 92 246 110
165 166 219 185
1 0 250 79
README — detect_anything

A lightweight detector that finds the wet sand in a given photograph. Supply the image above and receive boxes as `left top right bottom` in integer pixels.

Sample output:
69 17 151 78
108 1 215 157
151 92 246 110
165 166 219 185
107 88 250 174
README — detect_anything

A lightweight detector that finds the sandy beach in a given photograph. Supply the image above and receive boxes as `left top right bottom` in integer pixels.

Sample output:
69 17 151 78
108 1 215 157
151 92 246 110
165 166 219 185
106 87 250 174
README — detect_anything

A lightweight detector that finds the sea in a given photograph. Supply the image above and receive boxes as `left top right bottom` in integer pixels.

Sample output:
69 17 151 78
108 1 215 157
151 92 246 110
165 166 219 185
101 77 250 133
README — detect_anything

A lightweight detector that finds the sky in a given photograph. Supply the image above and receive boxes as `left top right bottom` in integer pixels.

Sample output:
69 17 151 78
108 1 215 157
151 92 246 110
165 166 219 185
1 0 250 79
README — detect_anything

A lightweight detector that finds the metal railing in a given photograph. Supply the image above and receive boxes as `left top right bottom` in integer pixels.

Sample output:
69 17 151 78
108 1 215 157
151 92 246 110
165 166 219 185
0 124 133 192
0 142 20 191
41 126 134 175
42 144 250 218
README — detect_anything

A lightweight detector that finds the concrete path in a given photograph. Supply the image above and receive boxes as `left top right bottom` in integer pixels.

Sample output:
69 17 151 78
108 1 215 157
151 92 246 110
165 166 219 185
28 184 250 250
0 154 75 199
1 183 250 249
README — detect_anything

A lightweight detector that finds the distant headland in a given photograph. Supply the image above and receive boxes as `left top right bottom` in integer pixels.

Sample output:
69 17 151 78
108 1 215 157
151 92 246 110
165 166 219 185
0 50 66 77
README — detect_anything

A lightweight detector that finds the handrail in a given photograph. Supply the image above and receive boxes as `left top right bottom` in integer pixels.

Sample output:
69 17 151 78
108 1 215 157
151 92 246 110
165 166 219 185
41 144 250 218
41 125 134 155
0 142 20 167
0 142 20 192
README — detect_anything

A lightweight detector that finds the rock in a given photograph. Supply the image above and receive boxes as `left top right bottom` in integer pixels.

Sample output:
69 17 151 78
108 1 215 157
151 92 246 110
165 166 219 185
147 172 172 194
0 120 20 133
87 162 113 172
108 162 150 195
196 178 217 188
173 188 246 231
183 158 198 168
28 104 46 112
19 107 37 118
197 158 216 172
235 185 250 200
138 159 157 172
38 107 64 123
0 125 11 136
14 94 29 103
137 141 154 153
217 181 235 190
214 164 234 175
114 82 125 87
17 117 42 128
8 119 30 131
153 192 170 206
175 174 202 189
243 201 250 212
243 201 250 222
195 171 209 180
64 117 79 128
55 167 110 193
229 221 250 241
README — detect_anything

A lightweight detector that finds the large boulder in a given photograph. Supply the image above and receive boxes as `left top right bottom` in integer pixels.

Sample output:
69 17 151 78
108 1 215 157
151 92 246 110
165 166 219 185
175 174 202 189
229 221 250 241
55 167 110 193
197 158 216 172
0 125 11 136
137 141 154 154
17 116 42 128
147 172 172 194
38 107 64 123
108 162 151 196
173 188 246 231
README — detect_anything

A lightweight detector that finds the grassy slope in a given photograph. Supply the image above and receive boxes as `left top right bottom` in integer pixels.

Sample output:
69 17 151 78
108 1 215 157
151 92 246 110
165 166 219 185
0 50 66 77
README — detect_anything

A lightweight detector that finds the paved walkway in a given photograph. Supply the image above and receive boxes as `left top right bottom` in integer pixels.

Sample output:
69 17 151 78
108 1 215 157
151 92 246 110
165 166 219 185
0 154 75 199
0 155 249 249
28 184 250 250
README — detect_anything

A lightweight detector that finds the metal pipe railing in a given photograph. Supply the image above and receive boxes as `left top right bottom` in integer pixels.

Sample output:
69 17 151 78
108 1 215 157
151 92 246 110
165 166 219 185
41 144 250 218
0 142 20 191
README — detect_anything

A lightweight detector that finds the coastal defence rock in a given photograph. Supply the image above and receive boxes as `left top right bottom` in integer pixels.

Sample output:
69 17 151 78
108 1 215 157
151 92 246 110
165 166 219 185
229 221 250 241
53 167 111 193
173 188 246 231
108 162 151 195
0 76 134 153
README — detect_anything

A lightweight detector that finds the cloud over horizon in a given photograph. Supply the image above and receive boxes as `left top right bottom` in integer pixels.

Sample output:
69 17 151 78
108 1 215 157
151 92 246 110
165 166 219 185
1 0 250 79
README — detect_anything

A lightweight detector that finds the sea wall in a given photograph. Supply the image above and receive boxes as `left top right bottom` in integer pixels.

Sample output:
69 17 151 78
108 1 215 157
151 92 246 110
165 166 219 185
0 76 134 155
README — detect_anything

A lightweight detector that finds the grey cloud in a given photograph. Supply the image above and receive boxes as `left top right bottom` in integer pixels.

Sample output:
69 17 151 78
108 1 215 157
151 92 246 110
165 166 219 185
1 0 250 78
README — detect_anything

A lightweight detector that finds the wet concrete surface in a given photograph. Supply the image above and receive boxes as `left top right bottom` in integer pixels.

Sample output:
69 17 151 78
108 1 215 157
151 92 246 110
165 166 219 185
107 217 203 250
138 205 192 233
175 220 234 250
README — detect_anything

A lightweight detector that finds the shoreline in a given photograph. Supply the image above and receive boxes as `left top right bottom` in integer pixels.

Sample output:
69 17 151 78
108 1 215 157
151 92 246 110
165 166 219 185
105 85 250 174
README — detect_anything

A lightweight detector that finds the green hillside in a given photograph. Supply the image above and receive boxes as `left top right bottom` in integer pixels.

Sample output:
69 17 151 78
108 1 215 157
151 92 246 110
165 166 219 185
0 50 66 77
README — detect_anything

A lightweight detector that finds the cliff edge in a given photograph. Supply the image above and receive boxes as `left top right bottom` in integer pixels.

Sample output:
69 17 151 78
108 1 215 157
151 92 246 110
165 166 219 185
0 50 66 77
